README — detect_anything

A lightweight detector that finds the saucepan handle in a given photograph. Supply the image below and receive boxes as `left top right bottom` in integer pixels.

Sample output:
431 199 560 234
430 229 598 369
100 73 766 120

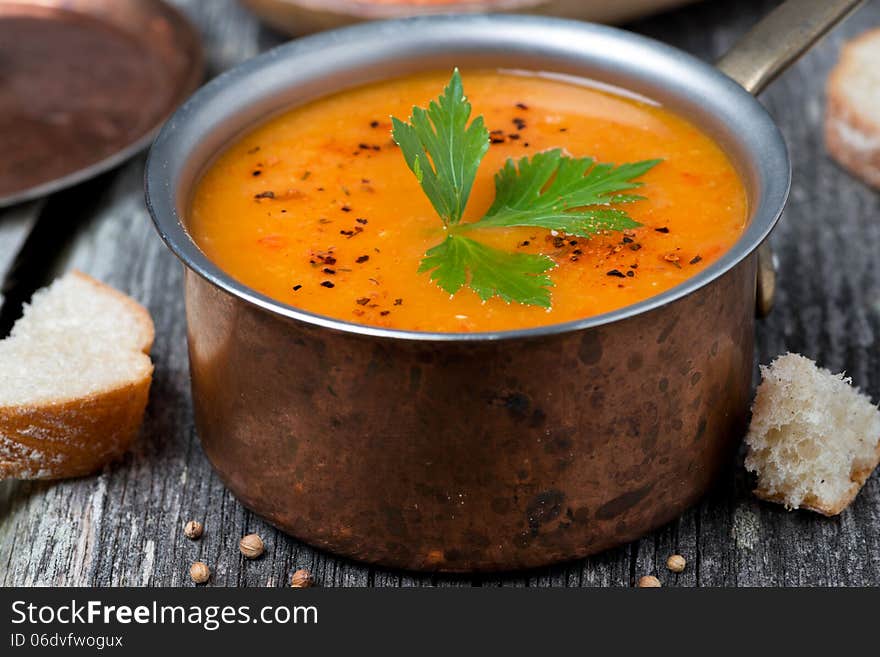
715 0 863 317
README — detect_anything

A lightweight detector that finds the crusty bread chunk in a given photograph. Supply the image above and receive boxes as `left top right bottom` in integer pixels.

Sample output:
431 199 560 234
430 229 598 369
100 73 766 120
745 353 880 516
0 272 154 479
825 29 880 189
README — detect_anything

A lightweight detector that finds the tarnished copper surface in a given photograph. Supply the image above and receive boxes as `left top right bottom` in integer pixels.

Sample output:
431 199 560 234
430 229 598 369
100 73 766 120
0 0 202 206
186 256 756 572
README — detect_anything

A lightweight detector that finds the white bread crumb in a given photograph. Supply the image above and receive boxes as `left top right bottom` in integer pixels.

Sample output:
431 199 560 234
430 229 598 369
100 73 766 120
745 353 880 516
0 272 154 480
825 29 880 189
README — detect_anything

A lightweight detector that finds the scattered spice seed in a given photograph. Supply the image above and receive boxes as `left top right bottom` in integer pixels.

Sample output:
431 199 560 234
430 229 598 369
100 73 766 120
370 120 379 128
323 255 337 265
340 229 354 236
322 268 335 274
247 146 260 154
183 520 203 540
254 191 274 199
515 102 528 110
291 569 313 588
622 236 633 244
251 170 262 177
301 171 311 180
607 269 626 278
356 255 370 263
638 575 661 588
490 136 505 144
626 270 635 277
513 117 526 130
189 562 210 584
520 240 530 246
380 311 390 316
508 133 520 140
689 255 703 265
558 127 568 132
356 217 368 225
394 298 403 306
293 284 302 291
239 533 265 559
523 142 530 147
320 281 335 288
629 243 642 251
356 297 370 305
655 226 670 233
666 554 686 573
341 205 351 212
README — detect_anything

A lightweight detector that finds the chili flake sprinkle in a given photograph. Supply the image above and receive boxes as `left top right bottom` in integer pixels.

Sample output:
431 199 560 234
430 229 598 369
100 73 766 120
320 281 335 288
356 255 370 263
655 226 670 233
690 255 703 265
607 269 626 278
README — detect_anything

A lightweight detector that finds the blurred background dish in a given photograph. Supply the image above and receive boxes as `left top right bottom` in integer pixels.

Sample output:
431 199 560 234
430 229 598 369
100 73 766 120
0 0 203 208
241 0 699 36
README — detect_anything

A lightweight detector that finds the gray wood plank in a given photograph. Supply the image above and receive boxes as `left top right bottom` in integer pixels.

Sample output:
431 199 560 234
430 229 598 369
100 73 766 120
3 0 880 587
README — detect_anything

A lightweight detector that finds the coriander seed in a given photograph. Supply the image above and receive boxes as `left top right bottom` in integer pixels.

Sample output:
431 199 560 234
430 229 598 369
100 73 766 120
184 520 203 540
290 569 313 588
190 562 210 584
638 575 661 588
239 533 265 559
666 554 686 573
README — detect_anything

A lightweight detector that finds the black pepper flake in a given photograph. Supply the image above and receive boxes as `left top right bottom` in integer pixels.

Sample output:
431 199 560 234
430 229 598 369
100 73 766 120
520 240 530 247
568 240 578 246
370 120 379 128
247 146 261 154
251 170 262 177
626 270 635 277
323 255 337 265
552 236 565 248
341 205 351 212
380 311 390 316
606 269 626 278
254 191 275 199
356 255 370 263
301 171 311 180
622 236 633 244
356 217 368 225
629 243 642 251
655 227 670 233
508 133 520 140
356 297 370 305
358 143 370 150
513 117 526 130
490 137 505 144
320 281 335 288
340 229 354 236
490 129 504 135
393 298 403 306
523 142 530 147
322 268 336 275
515 102 528 110
558 127 568 132
573 249 583 255
292 284 302 291
690 255 703 265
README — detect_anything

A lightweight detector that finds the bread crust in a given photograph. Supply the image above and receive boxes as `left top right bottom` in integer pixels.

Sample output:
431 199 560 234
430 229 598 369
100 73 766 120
825 29 880 189
754 440 880 516
0 272 154 480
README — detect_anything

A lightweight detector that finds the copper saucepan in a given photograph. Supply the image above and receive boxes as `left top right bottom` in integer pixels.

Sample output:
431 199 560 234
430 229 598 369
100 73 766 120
146 0 861 571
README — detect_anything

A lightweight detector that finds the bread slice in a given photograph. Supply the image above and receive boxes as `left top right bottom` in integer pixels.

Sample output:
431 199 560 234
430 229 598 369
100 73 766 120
825 29 880 189
744 353 880 516
0 271 154 479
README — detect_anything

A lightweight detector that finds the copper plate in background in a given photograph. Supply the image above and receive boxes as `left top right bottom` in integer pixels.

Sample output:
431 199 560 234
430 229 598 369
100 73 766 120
240 0 699 36
0 0 203 207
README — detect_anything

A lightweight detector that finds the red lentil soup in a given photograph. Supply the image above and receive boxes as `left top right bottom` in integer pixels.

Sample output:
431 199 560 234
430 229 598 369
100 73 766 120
188 70 748 332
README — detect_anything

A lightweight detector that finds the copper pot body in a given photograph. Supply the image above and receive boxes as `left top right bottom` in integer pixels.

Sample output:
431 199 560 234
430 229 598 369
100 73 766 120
146 16 790 571
186 256 754 571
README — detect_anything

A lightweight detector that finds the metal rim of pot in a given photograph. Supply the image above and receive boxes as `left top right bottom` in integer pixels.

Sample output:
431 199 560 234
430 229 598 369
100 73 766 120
145 12 796 342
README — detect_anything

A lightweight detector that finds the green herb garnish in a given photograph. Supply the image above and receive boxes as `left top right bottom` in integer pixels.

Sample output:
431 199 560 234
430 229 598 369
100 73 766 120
392 69 660 308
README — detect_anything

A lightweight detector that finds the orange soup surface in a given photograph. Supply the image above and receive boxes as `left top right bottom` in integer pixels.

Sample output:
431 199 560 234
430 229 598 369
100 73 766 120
189 70 748 332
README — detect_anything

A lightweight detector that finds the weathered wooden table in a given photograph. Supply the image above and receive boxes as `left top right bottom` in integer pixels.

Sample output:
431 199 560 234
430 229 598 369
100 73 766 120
2 0 879 587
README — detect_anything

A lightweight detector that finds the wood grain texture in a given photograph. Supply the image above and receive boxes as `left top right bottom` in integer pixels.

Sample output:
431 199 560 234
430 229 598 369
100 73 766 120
2 0 880 587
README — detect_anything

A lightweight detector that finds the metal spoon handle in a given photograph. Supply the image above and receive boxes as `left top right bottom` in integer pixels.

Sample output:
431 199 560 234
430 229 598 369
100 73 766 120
717 0 863 95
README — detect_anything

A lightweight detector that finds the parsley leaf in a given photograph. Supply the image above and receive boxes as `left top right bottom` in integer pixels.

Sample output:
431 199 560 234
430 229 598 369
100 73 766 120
465 149 661 237
418 235 555 308
391 71 661 309
391 69 489 226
